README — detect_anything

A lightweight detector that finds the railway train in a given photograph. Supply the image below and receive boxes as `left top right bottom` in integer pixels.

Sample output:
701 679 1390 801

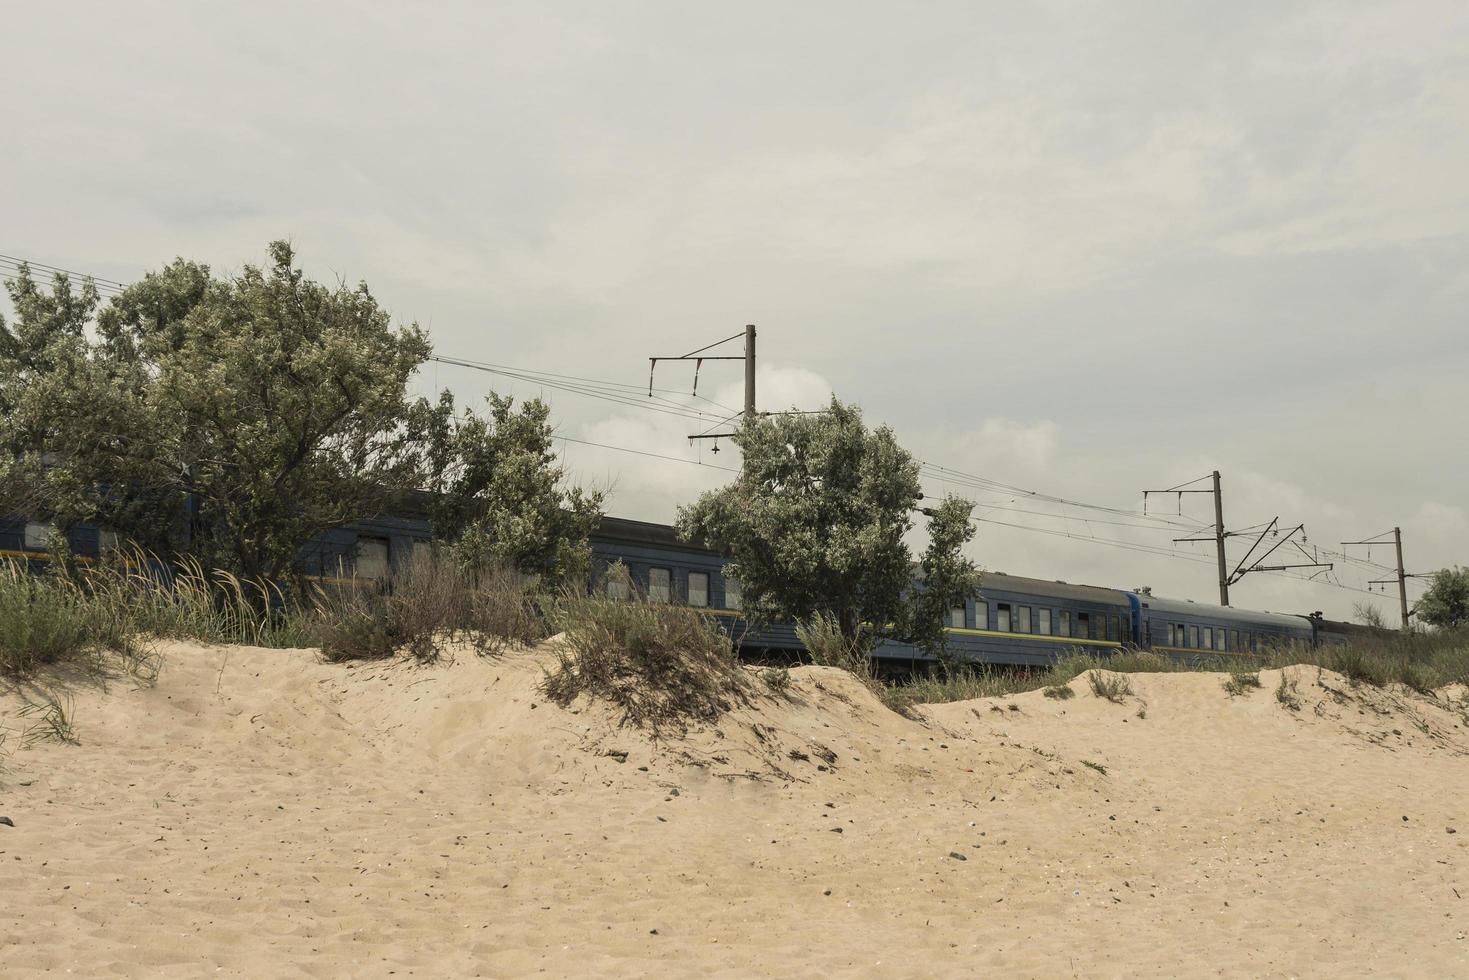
1 508 1369 664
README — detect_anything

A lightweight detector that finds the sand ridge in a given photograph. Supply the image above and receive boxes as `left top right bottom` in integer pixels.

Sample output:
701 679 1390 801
2 642 1467 977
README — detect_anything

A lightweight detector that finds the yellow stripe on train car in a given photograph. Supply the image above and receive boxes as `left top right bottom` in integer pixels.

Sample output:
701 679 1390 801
942 626 1122 648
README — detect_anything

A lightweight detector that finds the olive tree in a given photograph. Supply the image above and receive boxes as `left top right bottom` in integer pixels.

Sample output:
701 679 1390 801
1413 567 1469 630
410 390 604 585
908 494 981 663
677 397 973 652
1 243 430 585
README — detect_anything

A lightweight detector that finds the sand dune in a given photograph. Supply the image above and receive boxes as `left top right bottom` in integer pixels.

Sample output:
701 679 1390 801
3 641 1467 977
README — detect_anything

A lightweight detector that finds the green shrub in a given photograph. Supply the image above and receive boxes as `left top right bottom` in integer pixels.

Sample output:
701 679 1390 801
541 590 747 731
1087 671 1132 703
0 570 97 676
761 666 791 693
1223 671 1262 697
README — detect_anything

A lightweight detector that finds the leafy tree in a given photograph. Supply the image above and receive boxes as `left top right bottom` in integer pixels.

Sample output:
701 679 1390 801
2 243 430 586
676 397 926 649
907 495 981 663
1413 567 1469 630
410 390 604 585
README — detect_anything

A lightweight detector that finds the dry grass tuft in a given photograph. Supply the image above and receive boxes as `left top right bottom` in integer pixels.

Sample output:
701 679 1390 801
313 552 543 664
1223 671 1263 697
1088 670 1133 703
541 589 748 732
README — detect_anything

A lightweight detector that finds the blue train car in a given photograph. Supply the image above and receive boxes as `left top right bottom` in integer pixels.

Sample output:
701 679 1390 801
588 517 801 653
893 572 1132 667
1134 594 1312 658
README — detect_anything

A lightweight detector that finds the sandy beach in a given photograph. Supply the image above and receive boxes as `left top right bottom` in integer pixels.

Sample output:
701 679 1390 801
3 640 1467 978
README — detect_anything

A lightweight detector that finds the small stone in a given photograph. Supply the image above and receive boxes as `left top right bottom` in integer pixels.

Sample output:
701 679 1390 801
669 788 680 797
830 827 843 834
1403 815 1410 822
1448 827 1458 834
823 889 832 896
0 816 13 828
948 851 967 861
649 928 659 935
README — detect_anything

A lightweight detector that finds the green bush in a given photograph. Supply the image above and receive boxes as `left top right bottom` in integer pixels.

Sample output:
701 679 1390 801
0 570 97 676
541 590 747 731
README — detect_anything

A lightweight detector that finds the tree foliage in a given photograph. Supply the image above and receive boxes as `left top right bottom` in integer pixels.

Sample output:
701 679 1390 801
1413 567 1469 630
1 243 429 584
678 397 971 651
908 495 982 662
410 390 603 585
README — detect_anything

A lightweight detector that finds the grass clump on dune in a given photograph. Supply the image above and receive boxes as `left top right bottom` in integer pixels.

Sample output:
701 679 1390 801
1223 671 1263 697
542 586 748 732
0 560 159 683
313 552 542 664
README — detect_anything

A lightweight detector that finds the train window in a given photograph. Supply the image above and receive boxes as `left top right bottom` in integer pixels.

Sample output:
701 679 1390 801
605 564 632 600
723 575 741 610
354 536 389 581
1107 616 1117 641
1017 606 1031 633
688 572 709 608
1214 629 1226 651
1038 608 1052 635
1229 629 1239 651
98 528 120 553
996 603 1012 632
648 567 671 603
1058 610 1070 636
1077 612 1091 639
948 607 965 629
23 522 56 550
1189 625 1199 649
1202 627 1213 649
975 601 988 630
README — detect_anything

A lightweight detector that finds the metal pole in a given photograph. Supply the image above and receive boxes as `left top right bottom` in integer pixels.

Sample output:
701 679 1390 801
1394 526 1409 630
743 324 756 421
1213 470 1229 606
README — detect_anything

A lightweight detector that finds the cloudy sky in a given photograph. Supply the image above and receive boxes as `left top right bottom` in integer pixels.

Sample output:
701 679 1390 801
5 0 1467 620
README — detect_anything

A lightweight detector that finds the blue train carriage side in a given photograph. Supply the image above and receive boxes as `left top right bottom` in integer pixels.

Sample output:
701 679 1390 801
880 572 1135 668
1134 594 1313 660
586 517 804 655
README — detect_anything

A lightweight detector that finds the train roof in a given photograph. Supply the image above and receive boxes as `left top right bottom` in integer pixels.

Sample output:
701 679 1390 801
977 571 1130 606
593 516 718 554
1138 595 1310 631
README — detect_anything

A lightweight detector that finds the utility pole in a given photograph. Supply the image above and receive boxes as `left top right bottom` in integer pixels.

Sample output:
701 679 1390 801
1393 526 1409 630
743 323 756 421
1212 470 1228 606
1146 470 1331 606
648 326 757 450
1346 527 1426 630
1144 471 1233 606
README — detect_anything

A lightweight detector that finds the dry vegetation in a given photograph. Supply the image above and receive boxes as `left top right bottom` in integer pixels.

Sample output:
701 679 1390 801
541 589 749 732
5 548 1469 740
